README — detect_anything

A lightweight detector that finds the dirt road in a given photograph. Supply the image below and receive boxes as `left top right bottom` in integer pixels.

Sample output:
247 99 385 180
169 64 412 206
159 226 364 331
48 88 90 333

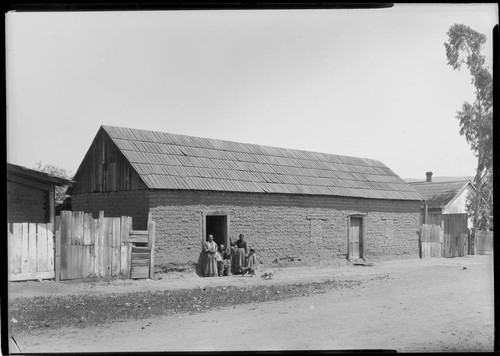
9 255 495 352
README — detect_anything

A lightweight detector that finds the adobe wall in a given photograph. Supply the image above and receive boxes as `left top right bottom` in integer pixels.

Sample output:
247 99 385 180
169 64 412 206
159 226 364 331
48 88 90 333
7 181 48 223
148 190 421 269
71 190 150 230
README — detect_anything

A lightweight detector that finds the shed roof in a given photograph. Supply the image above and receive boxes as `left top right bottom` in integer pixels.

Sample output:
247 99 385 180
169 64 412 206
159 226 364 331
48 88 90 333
7 163 74 186
409 180 472 208
100 125 422 201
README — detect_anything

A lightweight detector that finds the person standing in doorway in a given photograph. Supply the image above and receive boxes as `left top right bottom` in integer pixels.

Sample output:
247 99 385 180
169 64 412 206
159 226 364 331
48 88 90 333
230 234 248 275
203 234 218 277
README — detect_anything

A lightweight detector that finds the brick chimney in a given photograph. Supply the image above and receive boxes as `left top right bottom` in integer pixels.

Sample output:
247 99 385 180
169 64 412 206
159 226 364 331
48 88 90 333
426 171 433 182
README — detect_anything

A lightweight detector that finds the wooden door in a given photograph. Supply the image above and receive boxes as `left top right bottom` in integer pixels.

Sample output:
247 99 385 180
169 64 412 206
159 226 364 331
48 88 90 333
349 217 362 259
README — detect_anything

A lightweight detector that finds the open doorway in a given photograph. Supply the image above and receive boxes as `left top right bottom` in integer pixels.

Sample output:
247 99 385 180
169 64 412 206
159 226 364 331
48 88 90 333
205 215 228 248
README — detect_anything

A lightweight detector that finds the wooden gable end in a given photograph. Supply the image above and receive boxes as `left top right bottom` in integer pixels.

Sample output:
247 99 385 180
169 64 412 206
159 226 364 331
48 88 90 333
72 129 147 194
442 183 474 215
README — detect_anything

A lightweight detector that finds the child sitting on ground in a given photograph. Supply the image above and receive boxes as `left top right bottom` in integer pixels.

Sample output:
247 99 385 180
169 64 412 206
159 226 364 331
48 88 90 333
241 248 256 276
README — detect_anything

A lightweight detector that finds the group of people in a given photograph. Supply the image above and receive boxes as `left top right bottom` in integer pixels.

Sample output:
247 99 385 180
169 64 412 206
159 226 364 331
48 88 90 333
202 233 256 277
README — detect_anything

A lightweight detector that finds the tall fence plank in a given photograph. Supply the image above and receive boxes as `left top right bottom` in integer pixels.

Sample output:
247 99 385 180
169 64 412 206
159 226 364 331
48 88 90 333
21 223 29 273
55 216 61 282
12 224 22 274
28 223 37 273
37 224 49 272
47 223 54 272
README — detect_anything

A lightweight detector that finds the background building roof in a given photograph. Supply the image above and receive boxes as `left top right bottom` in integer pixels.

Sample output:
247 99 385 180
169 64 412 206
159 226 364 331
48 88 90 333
409 180 471 208
100 125 423 201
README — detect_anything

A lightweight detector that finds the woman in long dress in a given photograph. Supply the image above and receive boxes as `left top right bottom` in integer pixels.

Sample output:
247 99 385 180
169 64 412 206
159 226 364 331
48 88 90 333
203 234 218 277
230 234 248 275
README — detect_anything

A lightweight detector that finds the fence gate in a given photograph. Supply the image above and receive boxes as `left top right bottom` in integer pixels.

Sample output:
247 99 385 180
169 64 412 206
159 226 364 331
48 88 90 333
442 213 469 258
56 211 155 280
8 223 55 281
419 224 442 258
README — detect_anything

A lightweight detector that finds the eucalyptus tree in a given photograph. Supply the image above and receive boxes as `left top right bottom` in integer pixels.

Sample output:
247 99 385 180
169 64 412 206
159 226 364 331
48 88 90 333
444 24 493 230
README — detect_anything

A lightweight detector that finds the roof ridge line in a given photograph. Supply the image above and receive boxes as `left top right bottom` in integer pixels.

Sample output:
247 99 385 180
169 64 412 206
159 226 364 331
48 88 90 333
104 125 383 165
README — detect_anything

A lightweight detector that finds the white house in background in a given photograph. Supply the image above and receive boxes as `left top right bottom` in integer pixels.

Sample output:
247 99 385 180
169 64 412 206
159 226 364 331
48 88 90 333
409 172 475 229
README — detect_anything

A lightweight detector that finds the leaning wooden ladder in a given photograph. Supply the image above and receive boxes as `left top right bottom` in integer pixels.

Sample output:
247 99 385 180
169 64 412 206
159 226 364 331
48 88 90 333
128 216 155 279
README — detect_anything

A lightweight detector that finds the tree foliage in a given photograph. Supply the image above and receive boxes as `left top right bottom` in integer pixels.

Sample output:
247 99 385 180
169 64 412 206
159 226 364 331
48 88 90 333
34 161 73 202
444 24 493 230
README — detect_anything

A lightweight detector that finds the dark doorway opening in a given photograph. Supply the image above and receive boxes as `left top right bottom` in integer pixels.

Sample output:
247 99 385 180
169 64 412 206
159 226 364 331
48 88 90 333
205 215 228 248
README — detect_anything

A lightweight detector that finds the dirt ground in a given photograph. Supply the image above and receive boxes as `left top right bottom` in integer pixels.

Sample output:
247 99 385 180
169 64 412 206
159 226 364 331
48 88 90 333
7 254 495 352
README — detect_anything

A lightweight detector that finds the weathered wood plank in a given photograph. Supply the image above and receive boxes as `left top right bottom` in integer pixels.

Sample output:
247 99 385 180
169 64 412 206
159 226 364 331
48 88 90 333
120 245 129 276
83 213 92 245
84 245 93 278
36 224 48 272
74 211 84 245
47 223 54 272
113 218 121 248
95 216 101 277
61 211 72 246
103 218 112 277
127 242 133 278
21 223 30 273
131 259 150 266
129 235 149 244
8 225 14 274
60 245 69 280
130 265 149 279
89 245 96 278
27 223 37 273
120 216 128 245
147 220 155 280
132 252 151 259
129 230 148 235
111 247 120 277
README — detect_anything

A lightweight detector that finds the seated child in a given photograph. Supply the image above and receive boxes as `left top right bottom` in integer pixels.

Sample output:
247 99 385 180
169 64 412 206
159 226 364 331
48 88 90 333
217 244 231 277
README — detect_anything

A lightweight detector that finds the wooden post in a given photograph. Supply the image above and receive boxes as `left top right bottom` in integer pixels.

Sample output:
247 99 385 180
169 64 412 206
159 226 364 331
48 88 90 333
423 203 428 225
148 220 156 279
48 185 55 228
98 211 104 277
55 216 61 282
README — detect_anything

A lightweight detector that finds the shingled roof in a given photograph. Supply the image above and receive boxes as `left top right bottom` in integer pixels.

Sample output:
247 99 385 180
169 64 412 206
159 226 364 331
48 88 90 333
100 125 422 201
409 181 472 208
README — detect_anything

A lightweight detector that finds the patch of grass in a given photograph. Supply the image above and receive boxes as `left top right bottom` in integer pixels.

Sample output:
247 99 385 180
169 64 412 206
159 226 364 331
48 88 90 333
9 279 361 333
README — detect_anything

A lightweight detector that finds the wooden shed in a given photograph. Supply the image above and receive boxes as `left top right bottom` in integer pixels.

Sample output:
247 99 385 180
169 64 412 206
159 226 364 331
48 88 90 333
69 125 423 269
7 163 74 226
409 172 476 228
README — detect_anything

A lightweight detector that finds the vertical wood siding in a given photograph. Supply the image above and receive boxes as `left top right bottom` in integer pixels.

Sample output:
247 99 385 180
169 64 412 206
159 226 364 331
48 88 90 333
72 131 145 194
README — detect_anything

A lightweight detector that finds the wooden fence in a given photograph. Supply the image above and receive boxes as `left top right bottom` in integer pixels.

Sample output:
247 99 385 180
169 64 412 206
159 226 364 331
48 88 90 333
476 231 493 255
56 211 155 280
442 233 469 258
8 223 55 281
8 211 155 282
419 224 442 258
420 221 473 258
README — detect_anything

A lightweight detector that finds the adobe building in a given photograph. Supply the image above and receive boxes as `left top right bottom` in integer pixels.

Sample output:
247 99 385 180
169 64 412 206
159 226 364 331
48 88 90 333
69 125 423 269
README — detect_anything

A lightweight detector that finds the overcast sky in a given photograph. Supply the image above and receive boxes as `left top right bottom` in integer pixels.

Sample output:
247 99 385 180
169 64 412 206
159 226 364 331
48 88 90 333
6 4 498 180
